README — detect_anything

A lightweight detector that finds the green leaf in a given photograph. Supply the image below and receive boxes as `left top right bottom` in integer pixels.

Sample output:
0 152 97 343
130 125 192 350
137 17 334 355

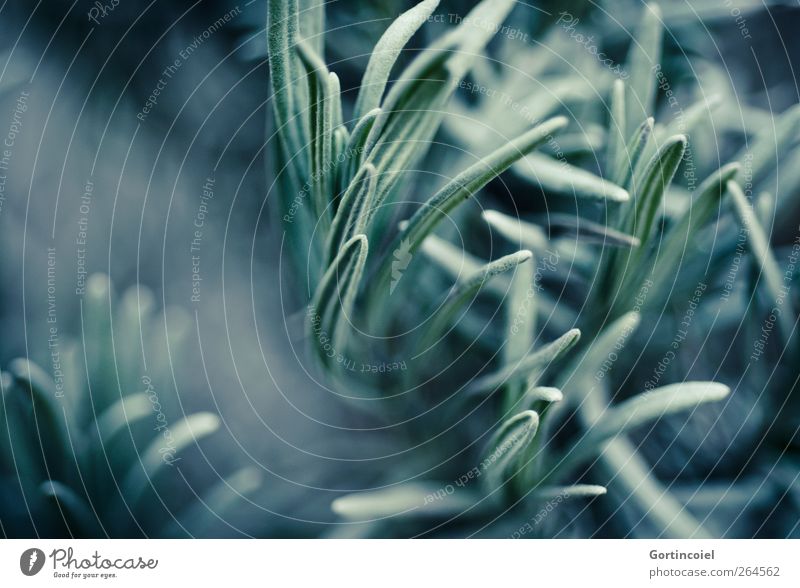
267 0 306 173
504 257 536 402
343 108 381 186
549 381 729 481
327 164 377 262
624 3 662 135
482 410 540 490
118 412 220 510
364 0 517 201
353 0 441 120
91 393 153 451
469 328 581 396
524 386 563 406
596 436 713 538
606 79 626 174
565 312 641 393
547 213 640 248
417 250 533 353
728 181 796 349
626 134 687 245
483 210 549 252
645 162 740 296
298 0 325 56
0 372 47 491
331 482 481 520
7 359 70 473
531 484 607 501
296 40 337 224
308 234 369 365
504 256 536 366
613 117 654 188
377 116 567 295
514 152 629 202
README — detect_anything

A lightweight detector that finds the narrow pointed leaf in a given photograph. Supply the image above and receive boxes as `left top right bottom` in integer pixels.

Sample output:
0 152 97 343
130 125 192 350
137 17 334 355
531 484 607 500
613 117 654 187
267 0 306 171
483 410 540 489
417 250 532 353
119 412 220 509
514 152 629 202
551 382 729 480
606 79 626 174
646 162 740 296
624 3 662 135
483 210 549 252
327 164 377 261
547 213 640 248
353 0 441 119
378 117 567 296
728 181 796 347
469 328 581 395
308 234 369 364
331 482 481 520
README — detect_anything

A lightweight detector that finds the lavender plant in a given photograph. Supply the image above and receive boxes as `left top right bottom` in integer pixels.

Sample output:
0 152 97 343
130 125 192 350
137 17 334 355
263 0 797 538
0 275 259 537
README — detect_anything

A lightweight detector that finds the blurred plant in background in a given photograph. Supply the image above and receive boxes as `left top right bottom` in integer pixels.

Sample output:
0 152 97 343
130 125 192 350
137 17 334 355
0 275 260 537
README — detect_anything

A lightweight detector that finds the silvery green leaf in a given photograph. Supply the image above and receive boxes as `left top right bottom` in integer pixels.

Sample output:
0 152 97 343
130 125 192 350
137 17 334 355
377 116 567 295
7 359 70 470
308 234 369 365
645 162 740 297
531 484 607 501
483 410 540 490
551 382 729 483
327 164 377 262
482 209 549 252
514 152 629 202
296 40 336 223
562 311 641 395
606 79 626 174
119 412 220 509
625 134 687 245
91 393 153 452
343 108 380 186
504 255 536 368
417 250 533 353
299 0 325 56
353 0 441 119
596 436 713 538
624 3 662 135
547 213 640 248
469 328 581 396
364 0 517 201
613 117 654 188
331 482 481 521
267 0 306 172
728 181 796 349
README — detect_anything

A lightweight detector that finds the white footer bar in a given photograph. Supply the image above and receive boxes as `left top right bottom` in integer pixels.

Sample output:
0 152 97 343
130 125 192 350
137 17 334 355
1 539 797 586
